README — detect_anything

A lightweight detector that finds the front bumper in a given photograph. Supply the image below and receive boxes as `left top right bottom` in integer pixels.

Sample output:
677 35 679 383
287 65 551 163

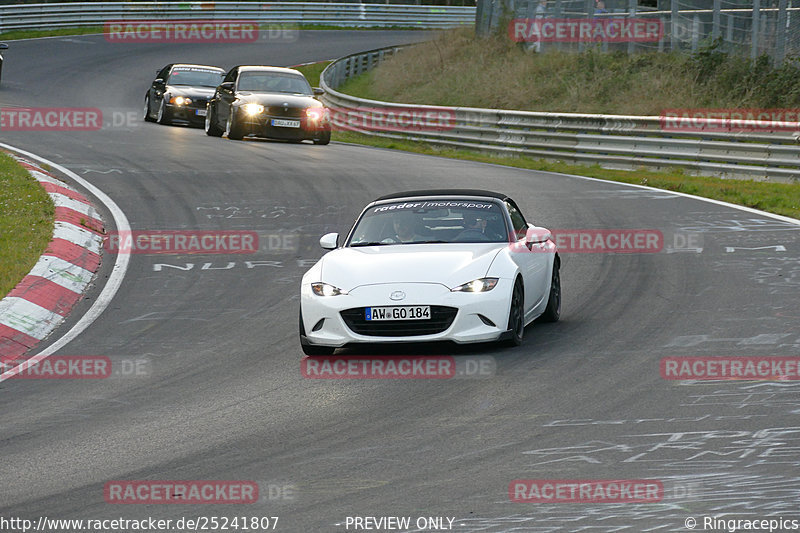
166 103 208 124
239 112 330 141
300 280 514 348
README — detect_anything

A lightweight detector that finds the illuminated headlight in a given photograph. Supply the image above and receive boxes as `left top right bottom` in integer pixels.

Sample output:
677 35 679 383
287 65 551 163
311 282 348 297
451 278 499 293
170 96 191 105
243 103 264 115
305 108 326 121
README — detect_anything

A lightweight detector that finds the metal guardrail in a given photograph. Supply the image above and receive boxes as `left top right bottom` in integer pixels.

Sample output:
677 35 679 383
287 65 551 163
0 2 475 31
321 46 800 183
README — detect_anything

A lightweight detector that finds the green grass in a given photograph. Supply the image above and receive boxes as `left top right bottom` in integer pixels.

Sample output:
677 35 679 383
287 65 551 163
338 29 800 114
0 153 54 297
292 60 330 86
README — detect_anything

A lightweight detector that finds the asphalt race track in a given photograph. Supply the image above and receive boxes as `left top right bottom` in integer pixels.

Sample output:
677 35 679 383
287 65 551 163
1 30 800 532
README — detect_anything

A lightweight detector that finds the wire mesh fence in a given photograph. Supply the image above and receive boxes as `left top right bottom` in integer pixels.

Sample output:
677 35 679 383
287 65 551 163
477 0 800 64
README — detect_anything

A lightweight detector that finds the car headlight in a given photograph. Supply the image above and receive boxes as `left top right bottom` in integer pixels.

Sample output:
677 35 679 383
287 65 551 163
311 282 348 297
243 103 264 115
170 96 191 105
451 278 499 293
306 108 326 121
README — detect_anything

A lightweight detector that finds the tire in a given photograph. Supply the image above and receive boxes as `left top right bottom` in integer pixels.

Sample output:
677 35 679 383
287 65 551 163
143 95 155 122
204 105 223 137
157 99 171 125
299 309 335 356
226 109 245 140
539 258 561 323
504 278 525 346
313 130 331 145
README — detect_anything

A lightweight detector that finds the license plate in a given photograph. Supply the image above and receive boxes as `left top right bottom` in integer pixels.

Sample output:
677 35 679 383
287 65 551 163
366 306 431 321
195 109 207 116
271 118 300 128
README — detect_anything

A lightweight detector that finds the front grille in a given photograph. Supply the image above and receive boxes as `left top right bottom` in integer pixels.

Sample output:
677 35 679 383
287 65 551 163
340 306 458 337
267 106 304 118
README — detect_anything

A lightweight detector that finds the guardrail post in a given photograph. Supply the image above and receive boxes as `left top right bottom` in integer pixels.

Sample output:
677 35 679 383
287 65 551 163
475 0 492 36
774 0 788 66
627 0 636 55
751 0 760 61
670 0 679 51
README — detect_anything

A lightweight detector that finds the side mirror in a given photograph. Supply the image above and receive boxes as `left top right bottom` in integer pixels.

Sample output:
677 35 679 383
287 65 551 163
313 87 324 97
525 226 552 245
219 81 234 91
153 78 164 85
319 232 339 250
0 43 9 51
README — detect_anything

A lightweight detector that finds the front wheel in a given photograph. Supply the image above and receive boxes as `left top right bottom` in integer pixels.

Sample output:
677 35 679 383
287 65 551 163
157 99 171 125
538 259 561 323
313 130 331 145
504 279 525 346
204 105 223 137
226 109 245 140
143 95 155 122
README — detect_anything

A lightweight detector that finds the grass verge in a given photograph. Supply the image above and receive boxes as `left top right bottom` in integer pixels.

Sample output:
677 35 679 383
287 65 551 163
0 153 54 298
296 60 800 220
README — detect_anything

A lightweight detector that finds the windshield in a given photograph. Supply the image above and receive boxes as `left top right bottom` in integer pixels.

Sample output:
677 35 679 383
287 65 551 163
347 200 509 246
237 72 312 95
168 68 224 87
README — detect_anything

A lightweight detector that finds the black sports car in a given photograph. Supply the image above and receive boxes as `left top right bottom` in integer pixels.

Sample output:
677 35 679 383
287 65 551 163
205 66 331 145
144 64 225 126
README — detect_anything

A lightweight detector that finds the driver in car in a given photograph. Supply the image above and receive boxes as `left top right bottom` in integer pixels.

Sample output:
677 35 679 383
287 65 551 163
456 211 491 241
386 211 425 243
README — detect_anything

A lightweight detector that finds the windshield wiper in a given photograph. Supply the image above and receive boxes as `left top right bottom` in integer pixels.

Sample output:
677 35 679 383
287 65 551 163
349 241 390 247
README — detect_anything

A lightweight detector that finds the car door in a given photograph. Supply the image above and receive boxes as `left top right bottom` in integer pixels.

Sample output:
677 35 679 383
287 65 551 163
505 200 549 317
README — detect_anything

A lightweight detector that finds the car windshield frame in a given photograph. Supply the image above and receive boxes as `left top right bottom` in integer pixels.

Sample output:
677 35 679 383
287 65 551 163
235 72 313 95
344 198 512 247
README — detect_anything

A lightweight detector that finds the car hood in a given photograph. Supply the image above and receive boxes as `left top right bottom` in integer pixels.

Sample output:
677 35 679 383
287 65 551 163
320 243 505 291
234 92 321 107
166 85 216 98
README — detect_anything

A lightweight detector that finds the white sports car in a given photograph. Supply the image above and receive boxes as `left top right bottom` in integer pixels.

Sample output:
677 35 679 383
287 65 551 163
299 190 560 355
